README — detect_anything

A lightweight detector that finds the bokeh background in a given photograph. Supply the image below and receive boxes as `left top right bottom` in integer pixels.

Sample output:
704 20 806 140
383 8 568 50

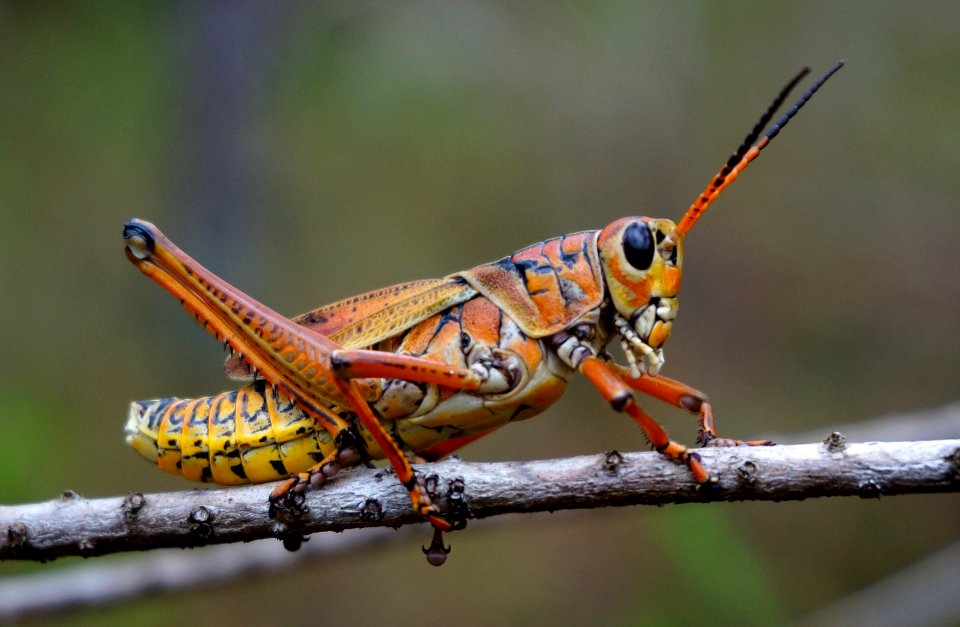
1 2 958 625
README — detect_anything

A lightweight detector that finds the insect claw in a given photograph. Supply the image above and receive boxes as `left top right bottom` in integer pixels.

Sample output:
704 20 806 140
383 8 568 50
422 527 451 566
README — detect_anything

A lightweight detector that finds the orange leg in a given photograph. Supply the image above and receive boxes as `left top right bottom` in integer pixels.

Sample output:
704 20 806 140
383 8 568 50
269 353 480 565
329 349 482 523
333 381 455 566
613 366 774 448
271 351 481 515
581 357 717 486
327 350 487 565
126 221 473 563
331 349 483 390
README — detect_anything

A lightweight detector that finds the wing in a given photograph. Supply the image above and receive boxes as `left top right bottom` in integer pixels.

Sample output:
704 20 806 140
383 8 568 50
453 230 604 337
224 278 477 380
224 230 603 380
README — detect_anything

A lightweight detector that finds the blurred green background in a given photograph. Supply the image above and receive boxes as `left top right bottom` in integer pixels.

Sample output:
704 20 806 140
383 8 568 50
1 1 958 625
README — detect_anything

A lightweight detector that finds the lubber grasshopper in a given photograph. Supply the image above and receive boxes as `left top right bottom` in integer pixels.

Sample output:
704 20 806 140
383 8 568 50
124 61 844 565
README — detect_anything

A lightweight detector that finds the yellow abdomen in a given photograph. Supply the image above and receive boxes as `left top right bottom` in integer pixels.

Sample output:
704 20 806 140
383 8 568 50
125 381 336 484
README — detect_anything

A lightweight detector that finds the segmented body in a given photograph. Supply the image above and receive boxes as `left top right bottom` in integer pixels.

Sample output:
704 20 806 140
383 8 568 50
125 63 843 565
127 381 335 485
127 232 612 484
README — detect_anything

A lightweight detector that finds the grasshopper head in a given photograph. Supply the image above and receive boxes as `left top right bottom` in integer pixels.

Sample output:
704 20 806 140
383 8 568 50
595 62 844 377
597 216 682 376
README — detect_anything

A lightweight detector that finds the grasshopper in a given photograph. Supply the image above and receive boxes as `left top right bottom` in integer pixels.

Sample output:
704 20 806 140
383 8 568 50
124 62 843 564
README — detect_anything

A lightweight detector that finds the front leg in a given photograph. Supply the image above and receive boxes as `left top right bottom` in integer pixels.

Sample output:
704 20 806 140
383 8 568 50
612 366 774 448
580 356 717 487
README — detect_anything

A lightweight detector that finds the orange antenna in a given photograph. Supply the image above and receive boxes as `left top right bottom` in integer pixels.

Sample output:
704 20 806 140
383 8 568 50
676 60 845 237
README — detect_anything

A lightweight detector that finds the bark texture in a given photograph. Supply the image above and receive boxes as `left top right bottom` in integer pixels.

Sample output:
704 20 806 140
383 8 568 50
2 438 958 562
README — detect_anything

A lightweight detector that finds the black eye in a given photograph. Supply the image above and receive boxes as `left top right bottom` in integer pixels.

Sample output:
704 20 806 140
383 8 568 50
622 221 654 270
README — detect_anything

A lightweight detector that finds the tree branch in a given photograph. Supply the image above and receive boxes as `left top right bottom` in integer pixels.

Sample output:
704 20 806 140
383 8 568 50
2 438 958 563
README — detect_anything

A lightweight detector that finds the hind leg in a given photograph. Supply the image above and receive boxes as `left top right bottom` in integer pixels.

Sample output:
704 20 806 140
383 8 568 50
329 349 488 565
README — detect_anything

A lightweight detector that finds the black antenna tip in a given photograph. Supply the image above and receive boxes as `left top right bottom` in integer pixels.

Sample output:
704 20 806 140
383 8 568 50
761 60 845 143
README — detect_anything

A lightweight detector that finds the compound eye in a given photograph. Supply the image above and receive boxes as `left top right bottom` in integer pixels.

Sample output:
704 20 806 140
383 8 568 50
622 221 655 270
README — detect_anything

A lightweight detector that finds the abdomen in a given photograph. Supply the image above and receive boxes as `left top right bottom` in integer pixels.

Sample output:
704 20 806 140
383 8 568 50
126 380 337 484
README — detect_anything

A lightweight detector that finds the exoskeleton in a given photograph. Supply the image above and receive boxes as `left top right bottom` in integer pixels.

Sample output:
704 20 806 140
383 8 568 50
124 62 843 564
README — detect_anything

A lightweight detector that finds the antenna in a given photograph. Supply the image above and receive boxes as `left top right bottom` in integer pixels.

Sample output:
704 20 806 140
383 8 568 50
675 60 845 237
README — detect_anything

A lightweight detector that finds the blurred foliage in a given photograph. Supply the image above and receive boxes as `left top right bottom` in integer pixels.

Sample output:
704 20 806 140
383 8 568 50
0 1 958 624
